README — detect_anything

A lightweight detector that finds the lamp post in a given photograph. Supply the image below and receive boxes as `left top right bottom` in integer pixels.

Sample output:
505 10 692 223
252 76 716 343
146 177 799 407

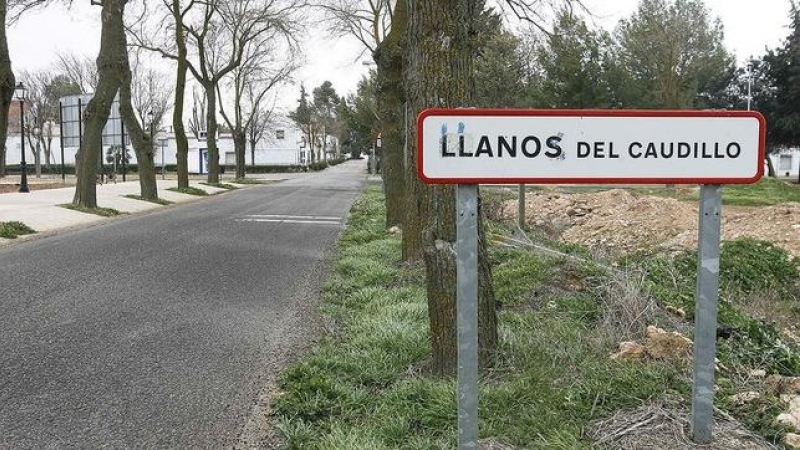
15 82 29 193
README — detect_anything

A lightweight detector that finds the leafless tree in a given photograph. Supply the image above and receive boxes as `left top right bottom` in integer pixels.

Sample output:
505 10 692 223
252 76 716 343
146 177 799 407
130 54 173 141
54 52 98 94
219 38 298 178
316 0 393 55
19 70 58 176
132 0 307 184
187 87 206 139
247 92 277 166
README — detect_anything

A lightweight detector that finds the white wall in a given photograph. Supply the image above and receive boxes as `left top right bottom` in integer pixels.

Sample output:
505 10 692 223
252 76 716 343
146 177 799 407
4 135 77 168
769 149 800 178
4 122 315 172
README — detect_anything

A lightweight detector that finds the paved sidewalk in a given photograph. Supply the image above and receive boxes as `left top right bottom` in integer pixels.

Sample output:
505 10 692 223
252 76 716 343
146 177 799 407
0 180 239 244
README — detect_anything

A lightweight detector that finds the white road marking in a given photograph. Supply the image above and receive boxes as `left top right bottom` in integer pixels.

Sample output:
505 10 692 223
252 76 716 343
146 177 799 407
236 218 342 225
243 214 342 221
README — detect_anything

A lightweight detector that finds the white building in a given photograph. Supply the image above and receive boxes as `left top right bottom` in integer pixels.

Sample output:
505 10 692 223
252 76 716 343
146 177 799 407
769 148 800 179
3 121 337 175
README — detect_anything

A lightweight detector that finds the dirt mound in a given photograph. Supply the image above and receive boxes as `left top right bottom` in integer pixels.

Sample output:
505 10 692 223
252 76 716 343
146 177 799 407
504 190 800 256
666 203 800 256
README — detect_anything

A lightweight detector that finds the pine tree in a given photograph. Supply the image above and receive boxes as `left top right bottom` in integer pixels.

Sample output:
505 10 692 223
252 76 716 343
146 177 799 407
764 0 800 180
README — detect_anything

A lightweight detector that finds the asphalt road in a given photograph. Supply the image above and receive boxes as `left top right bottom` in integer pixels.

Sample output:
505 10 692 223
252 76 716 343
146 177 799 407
0 161 367 449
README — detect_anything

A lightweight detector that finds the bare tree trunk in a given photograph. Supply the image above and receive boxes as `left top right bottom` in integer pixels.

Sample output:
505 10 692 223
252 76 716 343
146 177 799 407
205 84 220 183
308 128 315 164
173 0 190 189
375 0 407 229
102 0 159 200
44 138 52 169
33 138 41 177
74 0 126 208
250 139 256 166
407 0 497 375
0 1 14 178
766 153 776 178
235 132 246 179
119 83 158 200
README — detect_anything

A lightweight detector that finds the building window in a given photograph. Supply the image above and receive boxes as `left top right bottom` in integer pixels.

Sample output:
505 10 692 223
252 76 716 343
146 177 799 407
276 129 285 140
779 155 792 172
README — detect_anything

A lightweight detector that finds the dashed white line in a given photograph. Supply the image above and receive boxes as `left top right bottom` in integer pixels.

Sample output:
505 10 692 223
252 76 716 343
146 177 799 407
235 214 343 226
243 214 342 221
237 218 341 225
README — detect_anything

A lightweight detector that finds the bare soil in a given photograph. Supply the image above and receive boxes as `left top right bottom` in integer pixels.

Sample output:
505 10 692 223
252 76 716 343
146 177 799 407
504 189 800 257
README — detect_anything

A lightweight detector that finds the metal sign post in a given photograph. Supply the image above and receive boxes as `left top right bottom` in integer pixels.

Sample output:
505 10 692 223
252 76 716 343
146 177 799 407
691 184 723 443
518 184 526 230
456 184 479 450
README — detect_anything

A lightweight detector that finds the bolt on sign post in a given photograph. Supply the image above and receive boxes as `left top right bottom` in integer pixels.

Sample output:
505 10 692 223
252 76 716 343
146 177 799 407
417 109 766 449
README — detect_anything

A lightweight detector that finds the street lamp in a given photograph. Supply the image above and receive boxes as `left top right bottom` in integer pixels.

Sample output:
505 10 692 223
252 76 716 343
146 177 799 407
14 82 28 193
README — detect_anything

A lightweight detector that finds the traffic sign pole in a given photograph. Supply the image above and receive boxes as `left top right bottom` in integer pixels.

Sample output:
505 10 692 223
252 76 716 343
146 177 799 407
456 183 479 450
691 184 723 444
518 184 526 230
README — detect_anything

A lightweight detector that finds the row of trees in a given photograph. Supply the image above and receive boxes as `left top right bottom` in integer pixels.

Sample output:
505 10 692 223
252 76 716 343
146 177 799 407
0 0 303 208
330 0 800 375
9 53 173 178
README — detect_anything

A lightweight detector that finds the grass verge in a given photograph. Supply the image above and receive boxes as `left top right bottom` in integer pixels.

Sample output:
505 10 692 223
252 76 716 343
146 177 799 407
634 177 800 206
201 182 238 190
274 187 689 449
0 221 35 239
168 186 208 196
60 203 122 217
231 178 265 185
124 194 174 205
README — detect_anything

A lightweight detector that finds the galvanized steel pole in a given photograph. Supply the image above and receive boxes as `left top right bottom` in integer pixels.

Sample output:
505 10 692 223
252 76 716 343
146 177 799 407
456 184 479 450
518 184 526 230
691 184 723 444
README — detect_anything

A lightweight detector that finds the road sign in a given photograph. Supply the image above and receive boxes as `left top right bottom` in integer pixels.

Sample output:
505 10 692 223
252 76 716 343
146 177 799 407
418 109 766 185
416 108 766 449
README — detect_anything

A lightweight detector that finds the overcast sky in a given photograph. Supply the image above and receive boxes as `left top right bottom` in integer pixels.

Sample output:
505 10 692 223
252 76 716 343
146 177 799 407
6 0 793 111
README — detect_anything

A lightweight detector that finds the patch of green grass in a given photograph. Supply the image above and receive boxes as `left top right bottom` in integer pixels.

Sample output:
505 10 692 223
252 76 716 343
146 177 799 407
231 178 265 185
722 177 800 206
0 221 35 239
60 203 122 217
168 186 208 196
634 238 800 378
201 182 238 190
635 177 800 206
124 195 173 205
275 186 685 449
